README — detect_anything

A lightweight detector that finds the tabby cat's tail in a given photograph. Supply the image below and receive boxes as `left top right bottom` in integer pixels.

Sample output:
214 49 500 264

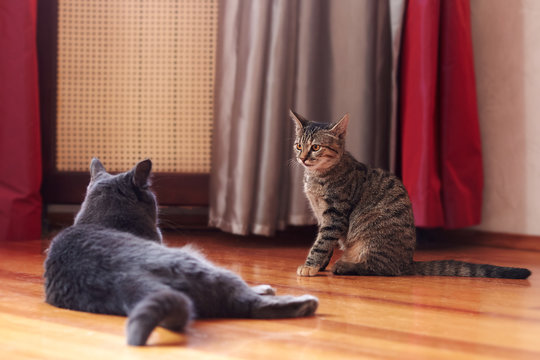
412 260 531 279
126 290 194 346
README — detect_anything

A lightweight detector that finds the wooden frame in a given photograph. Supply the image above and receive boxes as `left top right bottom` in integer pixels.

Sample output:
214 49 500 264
37 0 210 206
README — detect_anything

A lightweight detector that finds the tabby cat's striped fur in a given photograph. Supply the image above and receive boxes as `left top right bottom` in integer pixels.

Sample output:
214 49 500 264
291 110 530 279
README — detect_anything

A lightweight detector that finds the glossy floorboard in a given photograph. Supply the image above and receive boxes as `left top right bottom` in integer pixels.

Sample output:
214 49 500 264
1 229 539 359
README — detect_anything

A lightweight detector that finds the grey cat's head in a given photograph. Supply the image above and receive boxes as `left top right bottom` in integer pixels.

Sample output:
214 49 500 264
290 110 349 174
74 158 162 243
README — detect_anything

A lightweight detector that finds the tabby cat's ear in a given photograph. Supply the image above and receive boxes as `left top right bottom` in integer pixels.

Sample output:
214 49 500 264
289 109 306 133
90 158 106 181
133 159 152 189
330 114 349 139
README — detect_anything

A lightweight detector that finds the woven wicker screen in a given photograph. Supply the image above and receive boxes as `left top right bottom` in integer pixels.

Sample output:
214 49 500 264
56 0 217 173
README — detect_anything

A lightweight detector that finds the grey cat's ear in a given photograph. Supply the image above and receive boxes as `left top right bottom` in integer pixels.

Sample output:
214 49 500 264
330 114 349 139
289 109 306 132
133 159 152 188
90 158 106 181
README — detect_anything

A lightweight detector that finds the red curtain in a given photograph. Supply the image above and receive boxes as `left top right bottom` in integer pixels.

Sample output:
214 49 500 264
399 0 483 228
0 0 42 241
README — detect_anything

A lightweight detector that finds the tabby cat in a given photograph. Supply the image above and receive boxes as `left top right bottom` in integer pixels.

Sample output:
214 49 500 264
44 158 318 346
290 110 531 279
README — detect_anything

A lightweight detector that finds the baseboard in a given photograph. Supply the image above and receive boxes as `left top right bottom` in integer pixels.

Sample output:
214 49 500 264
43 206 540 252
418 228 540 252
43 204 210 234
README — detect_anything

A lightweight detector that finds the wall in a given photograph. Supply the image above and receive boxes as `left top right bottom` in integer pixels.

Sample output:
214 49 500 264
471 0 540 235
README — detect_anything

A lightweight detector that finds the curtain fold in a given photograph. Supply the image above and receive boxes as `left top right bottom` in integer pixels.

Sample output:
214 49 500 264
0 0 42 241
388 0 407 171
289 0 396 225
210 0 405 236
209 0 299 235
399 0 483 228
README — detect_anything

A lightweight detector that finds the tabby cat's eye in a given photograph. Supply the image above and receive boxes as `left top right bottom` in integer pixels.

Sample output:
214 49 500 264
311 144 321 151
296 143 302 150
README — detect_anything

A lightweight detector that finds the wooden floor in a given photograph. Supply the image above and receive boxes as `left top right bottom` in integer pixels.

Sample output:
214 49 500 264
1 229 540 359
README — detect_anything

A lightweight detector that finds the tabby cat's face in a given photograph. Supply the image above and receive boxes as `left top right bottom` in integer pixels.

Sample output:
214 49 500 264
291 111 349 174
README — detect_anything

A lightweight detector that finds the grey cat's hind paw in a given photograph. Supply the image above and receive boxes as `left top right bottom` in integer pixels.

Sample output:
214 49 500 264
253 294 318 318
293 295 319 317
251 284 276 296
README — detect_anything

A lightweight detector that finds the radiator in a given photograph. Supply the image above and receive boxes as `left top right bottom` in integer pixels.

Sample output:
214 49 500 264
56 0 217 173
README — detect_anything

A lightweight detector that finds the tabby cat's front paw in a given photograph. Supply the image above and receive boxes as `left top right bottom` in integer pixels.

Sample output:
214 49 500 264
297 265 319 277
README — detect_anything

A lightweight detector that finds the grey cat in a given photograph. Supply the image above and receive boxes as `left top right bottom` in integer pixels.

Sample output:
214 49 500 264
290 110 531 279
44 158 318 346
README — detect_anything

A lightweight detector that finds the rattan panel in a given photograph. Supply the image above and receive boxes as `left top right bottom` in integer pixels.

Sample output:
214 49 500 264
56 0 216 173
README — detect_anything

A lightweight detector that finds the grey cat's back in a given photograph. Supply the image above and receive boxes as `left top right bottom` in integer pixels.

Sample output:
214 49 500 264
46 224 163 314
48 225 202 303
44 158 318 346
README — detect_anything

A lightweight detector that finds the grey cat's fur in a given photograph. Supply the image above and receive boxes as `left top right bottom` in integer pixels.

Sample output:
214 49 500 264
44 159 318 346
291 110 531 279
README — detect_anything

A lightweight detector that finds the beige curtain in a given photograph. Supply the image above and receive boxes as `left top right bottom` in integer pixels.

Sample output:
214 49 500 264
209 0 405 236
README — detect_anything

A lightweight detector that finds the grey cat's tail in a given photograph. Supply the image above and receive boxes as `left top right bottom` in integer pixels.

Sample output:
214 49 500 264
126 290 194 346
412 260 531 279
